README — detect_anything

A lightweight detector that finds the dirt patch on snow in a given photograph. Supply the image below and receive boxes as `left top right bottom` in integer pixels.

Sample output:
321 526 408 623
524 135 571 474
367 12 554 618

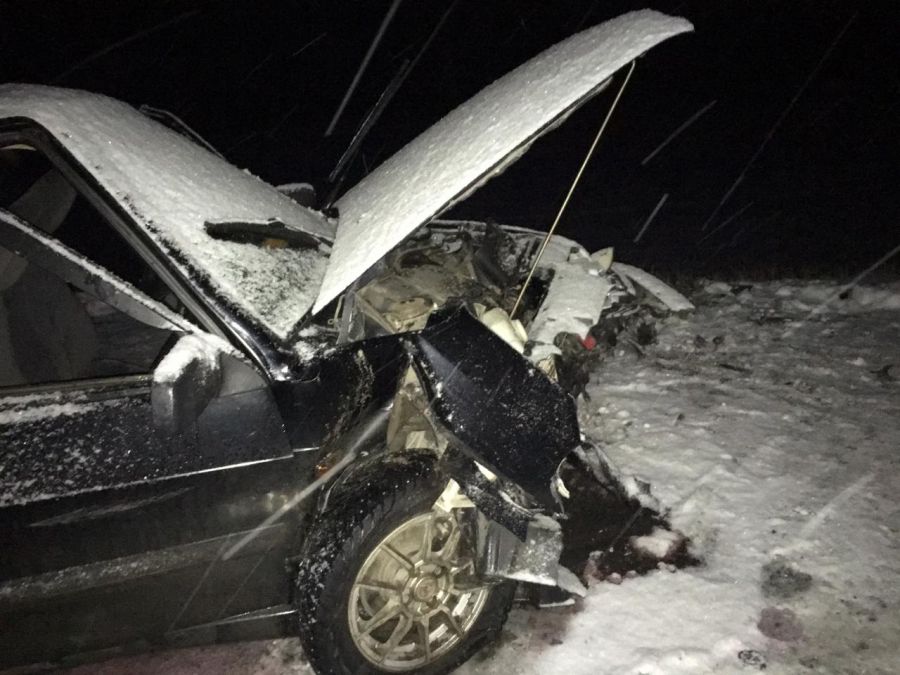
557 460 700 583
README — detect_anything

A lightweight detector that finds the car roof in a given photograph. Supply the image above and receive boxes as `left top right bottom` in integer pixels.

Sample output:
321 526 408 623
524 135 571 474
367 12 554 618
0 84 335 339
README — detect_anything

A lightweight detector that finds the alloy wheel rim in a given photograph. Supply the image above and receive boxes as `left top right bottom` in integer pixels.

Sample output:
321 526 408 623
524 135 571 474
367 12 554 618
348 509 490 671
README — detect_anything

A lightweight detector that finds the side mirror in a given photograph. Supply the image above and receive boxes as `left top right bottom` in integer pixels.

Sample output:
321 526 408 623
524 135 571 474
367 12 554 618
152 335 222 434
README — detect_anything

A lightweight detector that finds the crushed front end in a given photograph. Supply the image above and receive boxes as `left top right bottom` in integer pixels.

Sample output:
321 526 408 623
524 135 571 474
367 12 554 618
387 306 660 596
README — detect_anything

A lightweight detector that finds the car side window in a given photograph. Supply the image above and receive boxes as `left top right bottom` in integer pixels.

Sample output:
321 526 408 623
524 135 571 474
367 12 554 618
0 245 174 388
0 143 183 312
0 144 182 388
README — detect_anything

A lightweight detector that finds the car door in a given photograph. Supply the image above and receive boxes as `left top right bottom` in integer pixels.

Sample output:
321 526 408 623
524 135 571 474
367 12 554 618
0 211 305 669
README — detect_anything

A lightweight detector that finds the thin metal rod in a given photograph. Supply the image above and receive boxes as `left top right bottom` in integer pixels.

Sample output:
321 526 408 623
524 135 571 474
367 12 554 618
326 59 410 203
405 0 459 77
511 60 636 319
326 1 457 201
325 0 403 137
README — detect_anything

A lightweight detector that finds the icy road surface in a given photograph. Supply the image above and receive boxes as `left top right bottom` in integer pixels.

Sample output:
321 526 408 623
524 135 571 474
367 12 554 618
63 279 900 674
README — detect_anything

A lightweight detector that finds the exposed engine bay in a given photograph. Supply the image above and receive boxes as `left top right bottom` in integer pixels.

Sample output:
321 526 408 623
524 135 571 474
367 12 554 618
320 219 696 597
342 219 693 395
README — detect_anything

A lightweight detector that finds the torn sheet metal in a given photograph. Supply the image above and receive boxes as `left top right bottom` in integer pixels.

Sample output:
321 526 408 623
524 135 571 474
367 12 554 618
478 515 565 587
529 258 612 363
612 261 694 313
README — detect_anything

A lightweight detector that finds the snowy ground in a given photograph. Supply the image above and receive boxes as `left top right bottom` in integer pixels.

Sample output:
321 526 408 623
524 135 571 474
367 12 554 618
63 279 900 675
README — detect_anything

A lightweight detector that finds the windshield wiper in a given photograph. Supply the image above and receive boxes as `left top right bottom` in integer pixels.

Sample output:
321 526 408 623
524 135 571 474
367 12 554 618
205 218 330 249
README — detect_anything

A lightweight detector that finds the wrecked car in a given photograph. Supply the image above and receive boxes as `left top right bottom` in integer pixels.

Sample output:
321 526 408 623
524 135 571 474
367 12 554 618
0 10 691 674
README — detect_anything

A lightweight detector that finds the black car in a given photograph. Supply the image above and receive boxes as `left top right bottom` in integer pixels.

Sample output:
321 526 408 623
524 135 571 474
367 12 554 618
0 11 690 674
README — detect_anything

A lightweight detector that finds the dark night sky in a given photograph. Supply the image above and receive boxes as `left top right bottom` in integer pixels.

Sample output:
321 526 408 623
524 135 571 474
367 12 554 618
1 0 897 277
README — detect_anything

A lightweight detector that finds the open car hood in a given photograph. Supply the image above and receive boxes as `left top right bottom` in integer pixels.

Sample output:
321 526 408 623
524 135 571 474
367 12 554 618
313 10 692 313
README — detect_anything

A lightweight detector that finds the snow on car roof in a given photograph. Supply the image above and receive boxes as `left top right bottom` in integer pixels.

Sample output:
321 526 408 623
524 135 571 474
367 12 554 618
0 84 335 339
316 10 692 313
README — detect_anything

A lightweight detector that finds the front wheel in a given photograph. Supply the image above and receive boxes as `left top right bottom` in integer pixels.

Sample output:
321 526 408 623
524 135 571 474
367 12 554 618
295 457 515 674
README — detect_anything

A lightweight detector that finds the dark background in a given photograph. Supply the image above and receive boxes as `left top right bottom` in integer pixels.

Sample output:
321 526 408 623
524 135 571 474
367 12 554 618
1 0 897 277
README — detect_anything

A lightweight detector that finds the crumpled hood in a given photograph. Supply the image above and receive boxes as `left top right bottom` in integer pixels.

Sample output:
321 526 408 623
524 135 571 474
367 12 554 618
313 10 692 313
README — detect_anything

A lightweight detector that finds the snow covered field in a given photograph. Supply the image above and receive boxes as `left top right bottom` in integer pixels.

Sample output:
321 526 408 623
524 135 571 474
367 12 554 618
64 279 900 675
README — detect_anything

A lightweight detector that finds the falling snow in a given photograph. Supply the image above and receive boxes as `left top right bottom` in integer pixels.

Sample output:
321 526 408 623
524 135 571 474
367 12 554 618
316 10 692 312
60 277 900 675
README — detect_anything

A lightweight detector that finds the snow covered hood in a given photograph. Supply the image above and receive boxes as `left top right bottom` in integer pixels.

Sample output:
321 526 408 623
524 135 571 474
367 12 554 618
315 10 692 313
0 84 335 338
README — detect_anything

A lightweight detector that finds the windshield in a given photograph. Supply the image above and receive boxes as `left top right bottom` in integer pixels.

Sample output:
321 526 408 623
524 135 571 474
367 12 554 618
0 85 335 340
188 237 329 338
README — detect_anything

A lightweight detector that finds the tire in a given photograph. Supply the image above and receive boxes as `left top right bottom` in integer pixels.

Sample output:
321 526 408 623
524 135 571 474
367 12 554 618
295 454 515 674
